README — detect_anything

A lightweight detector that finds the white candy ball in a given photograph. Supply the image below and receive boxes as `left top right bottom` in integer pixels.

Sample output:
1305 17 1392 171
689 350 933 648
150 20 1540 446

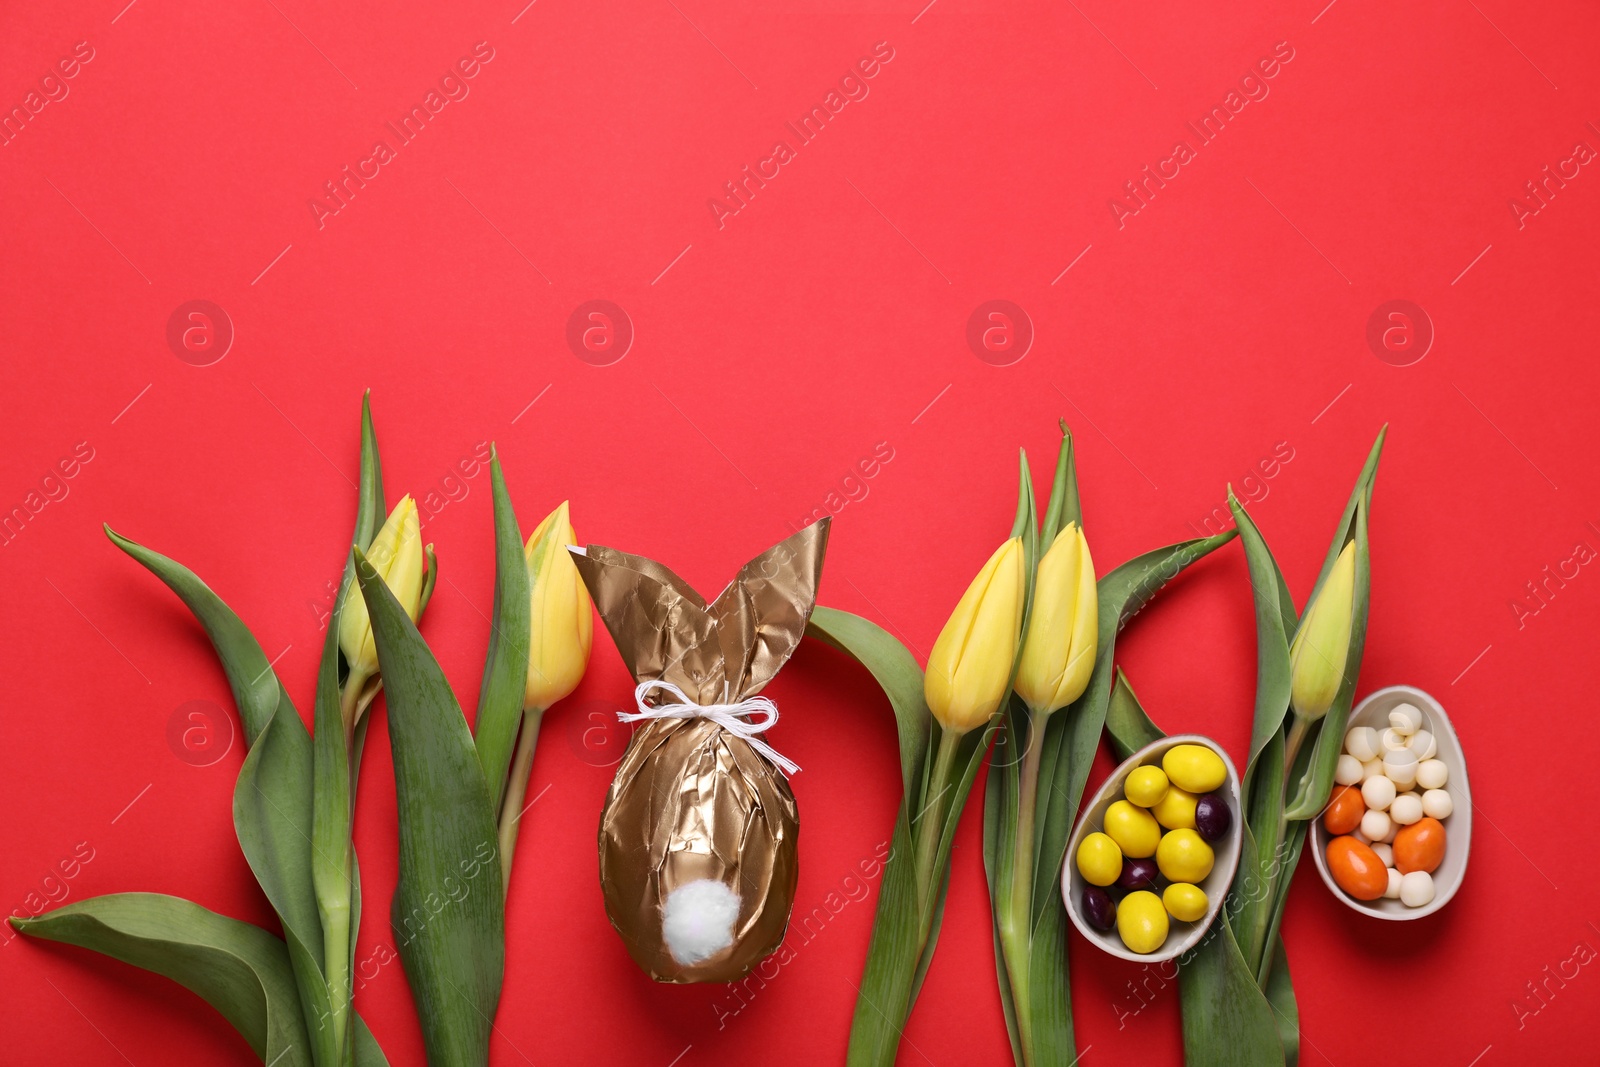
1384 867 1403 899
1335 754 1364 785
1400 870 1435 908
1353 828 1371 844
1408 729 1438 761
1381 820 1397 843
1422 789 1454 820
1371 842 1394 867
1345 727 1381 762
1362 775 1396 810
1388 703 1423 736
1361 809 1392 842
1361 757 1386 782
1384 750 1419 790
1381 728 1410 754
1390 793 1424 825
1416 759 1449 790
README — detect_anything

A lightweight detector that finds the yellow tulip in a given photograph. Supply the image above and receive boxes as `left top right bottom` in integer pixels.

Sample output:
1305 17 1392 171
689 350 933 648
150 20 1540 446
1289 540 1357 722
1014 522 1098 715
523 501 593 710
925 537 1026 734
338 495 424 680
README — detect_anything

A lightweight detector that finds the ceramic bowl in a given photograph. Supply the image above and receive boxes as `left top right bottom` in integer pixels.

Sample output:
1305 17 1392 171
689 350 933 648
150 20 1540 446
1310 685 1472 920
1063 733 1243 963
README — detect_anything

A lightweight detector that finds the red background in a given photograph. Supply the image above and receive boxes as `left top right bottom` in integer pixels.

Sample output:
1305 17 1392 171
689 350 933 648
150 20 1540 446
2 0 1596 1063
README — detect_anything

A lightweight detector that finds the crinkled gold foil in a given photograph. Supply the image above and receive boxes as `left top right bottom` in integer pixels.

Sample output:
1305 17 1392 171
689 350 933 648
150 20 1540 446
571 520 829 983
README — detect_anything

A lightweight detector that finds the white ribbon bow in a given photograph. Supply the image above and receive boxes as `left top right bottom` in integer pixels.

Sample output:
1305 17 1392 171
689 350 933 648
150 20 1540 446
620 679 800 776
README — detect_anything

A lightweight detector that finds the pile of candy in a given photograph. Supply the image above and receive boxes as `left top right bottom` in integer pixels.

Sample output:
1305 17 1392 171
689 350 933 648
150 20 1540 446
1075 744 1232 954
1322 702 1453 908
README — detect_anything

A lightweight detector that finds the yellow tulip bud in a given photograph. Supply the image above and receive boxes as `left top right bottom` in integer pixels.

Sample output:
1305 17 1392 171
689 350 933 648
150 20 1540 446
339 495 425 680
523 501 593 711
1014 522 1098 715
1289 540 1357 722
925 537 1026 734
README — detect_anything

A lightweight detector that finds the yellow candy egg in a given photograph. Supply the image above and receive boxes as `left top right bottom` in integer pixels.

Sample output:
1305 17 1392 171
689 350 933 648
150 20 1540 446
1104 800 1161 858
1152 786 1198 830
1124 766 1170 808
1156 828 1215 883
1116 890 1169 954
1075 832 1123 887
1163 882 1209 923
1162 744 1227 793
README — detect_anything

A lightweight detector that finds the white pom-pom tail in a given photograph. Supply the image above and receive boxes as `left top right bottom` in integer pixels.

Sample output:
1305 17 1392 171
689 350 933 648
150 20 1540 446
661 879 740 965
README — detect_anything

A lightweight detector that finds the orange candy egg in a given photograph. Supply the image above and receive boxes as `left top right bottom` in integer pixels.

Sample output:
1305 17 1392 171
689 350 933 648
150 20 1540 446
1322 785 1365 836
1393 816 1447 874
1326 835 1388 900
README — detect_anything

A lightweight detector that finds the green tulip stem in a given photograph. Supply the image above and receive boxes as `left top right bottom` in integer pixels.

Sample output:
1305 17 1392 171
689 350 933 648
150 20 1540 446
1250 713 1313 980
1009 708 1050 926
914 726 963 913
1282 713 1313 798
496 706 546 895
340 667 372 752
323 670 375 1065
1002 706 1051 1062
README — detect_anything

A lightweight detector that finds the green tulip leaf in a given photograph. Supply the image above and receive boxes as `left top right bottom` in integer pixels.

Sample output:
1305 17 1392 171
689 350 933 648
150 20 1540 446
311 393 388 1066
11 893 391 1067
1260 822 1308 987
355 546 505 1067
1283 430 1384 820
105 527 281 747
1039 422 1082 546
1225 491 1296 795
806 606 929 798
1234 730 1284 972
804 605 934 1067
354 392 388 554
806 603 985 1067
1264 937 1301 1067
842 809 922 1067
311 613 358 1065
1178 917 1287 1067
418 546 439 618
472 448 531 817
106 528 335 1063
14 893 313 1067
1010 449 1040 637
1105 667 1165 759
1307 427 1386 606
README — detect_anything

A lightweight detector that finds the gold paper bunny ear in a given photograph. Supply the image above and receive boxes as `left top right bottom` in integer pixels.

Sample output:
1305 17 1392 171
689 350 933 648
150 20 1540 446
569 518 830 705
706 519 830 699
568 543 721 702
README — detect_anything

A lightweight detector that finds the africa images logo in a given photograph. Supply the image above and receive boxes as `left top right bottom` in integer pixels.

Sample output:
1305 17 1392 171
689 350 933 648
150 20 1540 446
705 42 896 230
1107 41 1296 229
307 42 497 229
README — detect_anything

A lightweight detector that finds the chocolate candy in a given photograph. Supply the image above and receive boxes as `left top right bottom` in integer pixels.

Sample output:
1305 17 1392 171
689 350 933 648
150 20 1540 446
1082 885 1117 932
1194 792 1232 842
1117 857 1159 891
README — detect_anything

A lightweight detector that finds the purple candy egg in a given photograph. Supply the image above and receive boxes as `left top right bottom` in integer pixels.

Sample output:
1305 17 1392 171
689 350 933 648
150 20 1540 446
1081 885 1117 932
1117 857 1159 891
1194 792 1232 842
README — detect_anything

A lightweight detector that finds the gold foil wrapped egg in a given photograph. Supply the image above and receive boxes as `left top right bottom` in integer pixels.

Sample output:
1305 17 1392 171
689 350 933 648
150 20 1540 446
571 520 829 984
598 716 798 982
